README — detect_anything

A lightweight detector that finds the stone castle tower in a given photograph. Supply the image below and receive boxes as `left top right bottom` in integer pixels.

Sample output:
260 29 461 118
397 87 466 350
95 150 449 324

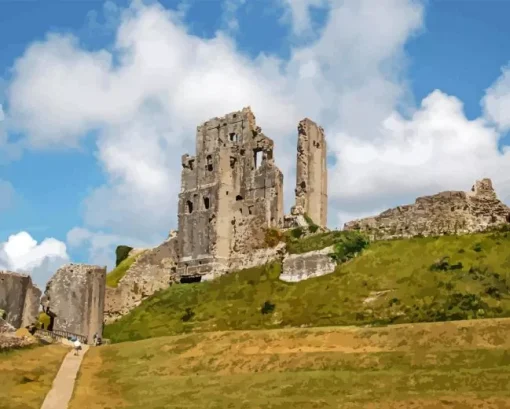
176 107 284 281
292 118 328 227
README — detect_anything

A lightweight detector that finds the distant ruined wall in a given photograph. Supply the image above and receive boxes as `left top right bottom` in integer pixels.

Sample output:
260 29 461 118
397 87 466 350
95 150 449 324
0 271 41 329
105 237 178 324
292 118 328 228
44 264 106 342
344 179 510 240
176 107 284 280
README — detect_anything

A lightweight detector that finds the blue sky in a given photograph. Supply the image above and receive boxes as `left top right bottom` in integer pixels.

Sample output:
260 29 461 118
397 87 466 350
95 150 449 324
2 0 510 288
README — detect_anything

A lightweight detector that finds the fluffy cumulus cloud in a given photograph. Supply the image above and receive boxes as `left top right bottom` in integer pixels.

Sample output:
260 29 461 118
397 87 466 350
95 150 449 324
5 0 510 264
0 232 70 288
67 227 150 270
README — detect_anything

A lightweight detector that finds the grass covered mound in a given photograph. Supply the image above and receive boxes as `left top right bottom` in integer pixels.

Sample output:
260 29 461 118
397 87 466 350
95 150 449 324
105 230 510 343
74 319 510 409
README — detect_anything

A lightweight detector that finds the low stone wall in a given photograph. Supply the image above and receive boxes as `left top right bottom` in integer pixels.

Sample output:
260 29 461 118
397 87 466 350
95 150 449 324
227 242 286 274
280 246 336 282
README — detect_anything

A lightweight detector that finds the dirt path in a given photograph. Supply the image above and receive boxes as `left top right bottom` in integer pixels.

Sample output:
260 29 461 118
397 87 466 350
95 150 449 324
40 345 89 409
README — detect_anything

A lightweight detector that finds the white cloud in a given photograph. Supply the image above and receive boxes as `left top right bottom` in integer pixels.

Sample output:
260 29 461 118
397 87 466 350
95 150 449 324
5 0 510 261
67 227 153 271
0 232 69 288
482 65 510 132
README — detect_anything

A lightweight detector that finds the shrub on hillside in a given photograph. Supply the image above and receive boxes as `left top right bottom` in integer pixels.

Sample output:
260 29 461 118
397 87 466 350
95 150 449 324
264 228 283 247
429 257 463 272
115 245 133 267
261 301 275 315
329 233 369 264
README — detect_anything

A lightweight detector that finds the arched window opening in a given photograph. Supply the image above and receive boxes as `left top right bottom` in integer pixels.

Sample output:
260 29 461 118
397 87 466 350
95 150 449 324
187 200 193 214
254 149 263 169
236 195 243 201
206 155 213 171
203 197 210 210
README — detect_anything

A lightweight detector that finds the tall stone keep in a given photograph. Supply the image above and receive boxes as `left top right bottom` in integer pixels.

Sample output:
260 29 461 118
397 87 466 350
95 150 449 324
292 118 328 227
42 264 106 342
176 107 284 281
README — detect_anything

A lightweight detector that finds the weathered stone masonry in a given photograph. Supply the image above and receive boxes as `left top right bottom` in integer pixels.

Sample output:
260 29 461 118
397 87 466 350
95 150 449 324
43 264 105 341
0 271 41 328
292 118 328 228
344 178 510 240
176 107 284 281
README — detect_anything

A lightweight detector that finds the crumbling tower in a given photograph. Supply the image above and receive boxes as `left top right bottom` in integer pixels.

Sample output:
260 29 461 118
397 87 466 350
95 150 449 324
176 107 284 281
292 118 328 227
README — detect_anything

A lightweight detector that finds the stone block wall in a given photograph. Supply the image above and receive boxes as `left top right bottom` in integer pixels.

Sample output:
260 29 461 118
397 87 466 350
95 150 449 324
43 264 106 342
0 271 41 329
280 246 336 282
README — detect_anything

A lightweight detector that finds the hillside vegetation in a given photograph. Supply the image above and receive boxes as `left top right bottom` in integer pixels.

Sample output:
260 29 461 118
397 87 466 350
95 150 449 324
105 229 510 343
73 319 510 409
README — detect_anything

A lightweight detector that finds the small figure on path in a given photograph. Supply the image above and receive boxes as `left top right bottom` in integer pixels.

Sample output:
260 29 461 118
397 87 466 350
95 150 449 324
73 338 82 356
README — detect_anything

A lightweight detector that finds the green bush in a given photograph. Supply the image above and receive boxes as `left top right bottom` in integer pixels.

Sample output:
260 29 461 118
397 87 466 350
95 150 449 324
116 245 133 267
261 301 275 315
329 233 369 263
264 228 283 247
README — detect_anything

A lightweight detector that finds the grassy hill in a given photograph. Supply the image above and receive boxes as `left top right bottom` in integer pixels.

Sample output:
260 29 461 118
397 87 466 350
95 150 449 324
104 229 510 343
72 318 510 409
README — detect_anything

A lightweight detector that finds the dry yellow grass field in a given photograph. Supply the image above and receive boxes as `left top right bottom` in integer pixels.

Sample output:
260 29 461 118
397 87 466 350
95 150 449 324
71 318 510 409
0 344 69 409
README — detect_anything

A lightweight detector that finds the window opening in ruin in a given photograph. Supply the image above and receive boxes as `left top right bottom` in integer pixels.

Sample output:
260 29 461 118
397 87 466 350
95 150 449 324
180 275 202 284
239 208 243 214
266 149 273 160
204 197 210 209
189 160 194 170
187 200 193 213
230 157 236 169
240 149 245 156
229 133 239 142
233 114 237 118
236 195 243 201
254 149 263 169
206 155 213 171
226 191 229 195
248 206 253 215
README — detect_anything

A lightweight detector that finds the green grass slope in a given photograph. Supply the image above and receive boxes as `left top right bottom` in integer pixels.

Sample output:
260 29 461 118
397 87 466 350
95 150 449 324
105 230 510 343
106 252 145 288
74 319 510 409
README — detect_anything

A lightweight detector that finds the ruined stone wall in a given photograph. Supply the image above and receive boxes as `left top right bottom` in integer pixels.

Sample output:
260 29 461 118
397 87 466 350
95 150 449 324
44 264 106 342
105 237 178 324
344 179 510 240
292 118 328 227
21 284 42 328
280 246 336 282
176 107 284 280
0 271 40 328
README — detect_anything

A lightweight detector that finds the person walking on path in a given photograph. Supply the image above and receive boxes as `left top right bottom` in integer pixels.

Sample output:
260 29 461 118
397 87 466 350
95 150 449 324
73 338 82 356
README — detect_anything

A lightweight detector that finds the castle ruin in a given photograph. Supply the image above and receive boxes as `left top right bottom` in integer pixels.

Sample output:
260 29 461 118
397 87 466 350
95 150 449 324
42 264 106 342
344 178 510 240
176 107 299 281
0 271 41 328
291 118 328 227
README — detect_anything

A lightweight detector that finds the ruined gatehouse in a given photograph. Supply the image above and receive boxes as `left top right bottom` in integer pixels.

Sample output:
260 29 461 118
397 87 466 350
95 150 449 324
42 264 106 342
